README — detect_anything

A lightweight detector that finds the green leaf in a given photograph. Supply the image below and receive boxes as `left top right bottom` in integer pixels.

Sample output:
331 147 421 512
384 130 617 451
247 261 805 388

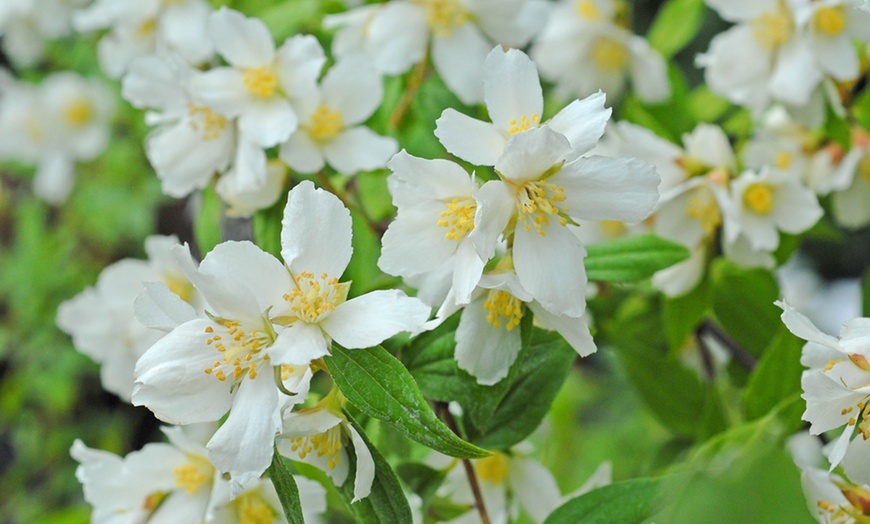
252 192 287 260
711 260 781 356
195 186 223 256
268 449 305 524
396 463 447 506
545 478 663 524
743 327 804 430
663 277 712 352
688 86 732 123
338 416 414 524
585 235 690 283
647 0 707 58
325 345 489 459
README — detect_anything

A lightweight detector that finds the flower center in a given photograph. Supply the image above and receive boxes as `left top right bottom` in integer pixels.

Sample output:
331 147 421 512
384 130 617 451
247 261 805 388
188 104 228 140
507 114 540 135
814 6 846 35
743 183 774 215
137 18 157 38
685 188 721 236
515 181 569 237
437 198 476 240
590 37 629 71
418 0 469 37
289 423 343 470
173 454 213 495
474 453 509 484
163 274 194 303
233 491 278 524
64 98 93 127
575 0 602 20
308 104 344 142
599 220 627 239
483 290 523 331
751 9 793 49
243 66 278 99
203 320 272 383
774 151 793 171
283 272 350 324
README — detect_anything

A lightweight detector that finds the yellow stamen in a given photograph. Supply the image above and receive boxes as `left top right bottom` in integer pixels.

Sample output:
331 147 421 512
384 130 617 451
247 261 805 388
308 104 344 142
243 66 278 99
234 491 278 524
64 99 93 127
474 453 509 484
173 454 213 495
283 272 350 324
575 0 602 20
418 0 469 37
507 114 540 135
751 10 793 49
437 198 476 240
188 104 228 140
483 290 523 331
743 183 774 215
590 38 628 71
814 6 846 35
515 180 569 237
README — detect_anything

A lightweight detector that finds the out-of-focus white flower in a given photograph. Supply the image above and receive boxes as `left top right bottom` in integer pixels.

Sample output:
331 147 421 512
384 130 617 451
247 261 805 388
435 45 612 167
208 474 327 523
57 235 197 401
0 0 88 67
530 0 670 103
279 390 375 502
218 159 289 219
190 7 325 149
795 1 870 83
280 54 396 175
722 167 822 252
379 150 485 306
71 425 218 523
0 72 114 203
325 0 548 105
74 0 214 78
122 54 237 198
824 129 870 229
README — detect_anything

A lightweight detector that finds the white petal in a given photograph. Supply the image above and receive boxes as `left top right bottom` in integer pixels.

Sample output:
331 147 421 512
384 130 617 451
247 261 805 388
34 154 74 204
323 127 398 174
557 156 660 222
770 38 823 107
238 97 297 148
364 3 428 75
706 0 780 21
434 109 505 166
147 120 231 198
207 373 279 494
386 151 474 205
529 304 597 357
469 180 515 261
455 299 522 385
322 55 383 125
281 180 353 278
431 24 490 105
508 458 563 523
776 299 840 349
275 34 326 102
279 131 325 174
348 424 375 502
483 46 544 133
770 182 823 234
548 92 611 159
282 409 341 439
209 7 274 67
451 239 486 305
132 319 235 424
811 33 858 81
269 322 330 366
133 281 197 331
189 67 249 117
321 290 430 347
495 126 571 183
628 36 671 103
378 201 459 278
513 222 587 318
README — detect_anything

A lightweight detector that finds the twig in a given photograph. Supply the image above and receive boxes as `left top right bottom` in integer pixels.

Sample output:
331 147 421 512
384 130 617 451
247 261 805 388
436 402 490 524
695 319 758 372
389 54 429 129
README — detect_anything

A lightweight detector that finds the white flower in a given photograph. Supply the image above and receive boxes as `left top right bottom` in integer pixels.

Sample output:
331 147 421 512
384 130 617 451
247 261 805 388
279 393 375 503
435 45 612 167
795 0 870 83
530 1 670 103
325 0 547 105
825 130 870 229
57 235 197 401
71 425 218 523
697 0 825 115
217 159 289 218
379 150 485 305
73 0 214 78
207 474 327 523
722 167 822 252
279 54 397 175
122 54 237 198
133 181 428 492
470 126 659 317
190 7 325 148
0 72 114 203
0 0 87 67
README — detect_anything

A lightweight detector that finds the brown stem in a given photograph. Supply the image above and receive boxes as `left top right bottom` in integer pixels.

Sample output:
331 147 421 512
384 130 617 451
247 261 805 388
437 403 490 524
389 53 429 129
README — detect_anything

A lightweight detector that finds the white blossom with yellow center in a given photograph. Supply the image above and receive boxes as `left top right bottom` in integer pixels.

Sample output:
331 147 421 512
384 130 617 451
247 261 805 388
280 55 397 175
801 1 870 83
190 7 325 148
470 125 659 318
380 151 486 306
724 168 822 252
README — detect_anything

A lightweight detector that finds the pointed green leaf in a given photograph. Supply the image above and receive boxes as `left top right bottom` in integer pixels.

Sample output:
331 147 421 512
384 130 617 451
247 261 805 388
585 235 690 283
268 449 305 524
545 478 663 524
744 327 805 430
647 0 706 58
711 260 780 356
325 345 489 459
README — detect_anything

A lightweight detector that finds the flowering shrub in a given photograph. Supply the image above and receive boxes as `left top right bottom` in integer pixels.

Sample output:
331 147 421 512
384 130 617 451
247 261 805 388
3 0 870 523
